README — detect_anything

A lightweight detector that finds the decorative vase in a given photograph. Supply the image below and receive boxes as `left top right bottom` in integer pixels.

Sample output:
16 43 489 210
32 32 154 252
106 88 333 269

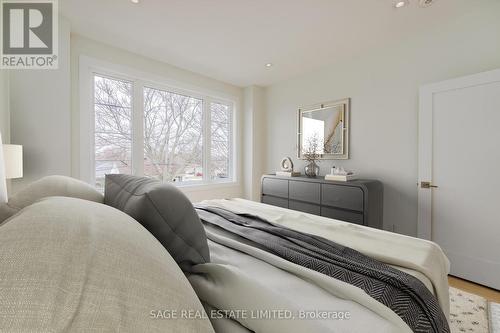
304 161 320 178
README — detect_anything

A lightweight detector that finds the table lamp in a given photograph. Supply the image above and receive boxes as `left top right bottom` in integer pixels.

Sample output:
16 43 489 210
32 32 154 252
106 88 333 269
3 145 23 179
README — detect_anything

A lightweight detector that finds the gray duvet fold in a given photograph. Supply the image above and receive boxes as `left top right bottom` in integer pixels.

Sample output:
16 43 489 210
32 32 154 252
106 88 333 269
195 206 449 333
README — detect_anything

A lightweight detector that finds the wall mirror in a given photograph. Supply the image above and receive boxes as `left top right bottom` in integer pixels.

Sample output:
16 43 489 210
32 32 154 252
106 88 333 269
297 98 350 160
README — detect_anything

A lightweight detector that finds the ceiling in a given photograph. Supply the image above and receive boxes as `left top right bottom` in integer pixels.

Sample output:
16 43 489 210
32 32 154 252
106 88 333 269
61 0 457 87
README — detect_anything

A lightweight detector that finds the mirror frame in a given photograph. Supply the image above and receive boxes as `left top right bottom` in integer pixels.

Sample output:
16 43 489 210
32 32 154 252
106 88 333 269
297 98 350 160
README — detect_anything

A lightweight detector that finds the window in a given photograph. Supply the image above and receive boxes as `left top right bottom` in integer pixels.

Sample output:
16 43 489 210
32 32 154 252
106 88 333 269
144 87 203 182
94 75 133 192
90 71 235 190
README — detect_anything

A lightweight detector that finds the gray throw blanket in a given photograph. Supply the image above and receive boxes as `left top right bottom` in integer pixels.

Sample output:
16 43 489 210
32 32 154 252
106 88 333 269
195 206 449 333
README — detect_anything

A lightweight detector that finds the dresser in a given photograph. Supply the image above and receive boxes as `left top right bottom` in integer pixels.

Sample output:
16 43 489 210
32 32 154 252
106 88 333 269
261 175 383 229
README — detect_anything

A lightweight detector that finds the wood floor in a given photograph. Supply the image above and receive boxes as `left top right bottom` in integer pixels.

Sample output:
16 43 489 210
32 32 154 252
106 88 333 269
449 275 500 303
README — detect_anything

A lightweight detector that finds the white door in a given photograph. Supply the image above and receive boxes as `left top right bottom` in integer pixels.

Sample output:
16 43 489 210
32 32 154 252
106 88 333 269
418 69 500 290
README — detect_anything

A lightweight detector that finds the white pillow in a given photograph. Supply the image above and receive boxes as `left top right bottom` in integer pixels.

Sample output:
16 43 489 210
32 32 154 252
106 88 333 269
0 175 103 222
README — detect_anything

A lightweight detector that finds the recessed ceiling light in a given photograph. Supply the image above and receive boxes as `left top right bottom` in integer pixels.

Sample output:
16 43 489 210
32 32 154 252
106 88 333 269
419 0 437 7
131 0 139 3
394 0 408 8
265 63 273 68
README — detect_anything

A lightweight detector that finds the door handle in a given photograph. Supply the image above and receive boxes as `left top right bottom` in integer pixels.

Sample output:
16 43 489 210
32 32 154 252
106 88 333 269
420 181 438 189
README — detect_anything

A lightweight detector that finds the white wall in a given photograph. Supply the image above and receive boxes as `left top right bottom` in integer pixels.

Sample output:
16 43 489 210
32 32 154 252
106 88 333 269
264 2 500 236
0 70 9 143
243 86 266 201
7 23 248 201
70 35 245 202
9 18 71 193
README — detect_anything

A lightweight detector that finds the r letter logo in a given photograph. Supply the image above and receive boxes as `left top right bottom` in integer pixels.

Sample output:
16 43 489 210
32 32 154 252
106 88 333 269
1 0 58 69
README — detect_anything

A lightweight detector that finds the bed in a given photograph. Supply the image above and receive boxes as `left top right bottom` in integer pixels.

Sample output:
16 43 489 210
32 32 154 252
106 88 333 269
0 175 450 333
190 198 450 333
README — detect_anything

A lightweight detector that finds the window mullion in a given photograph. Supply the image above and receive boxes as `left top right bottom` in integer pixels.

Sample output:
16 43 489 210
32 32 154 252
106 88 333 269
132 80 144 176
203 97 211 182
229 104 234 181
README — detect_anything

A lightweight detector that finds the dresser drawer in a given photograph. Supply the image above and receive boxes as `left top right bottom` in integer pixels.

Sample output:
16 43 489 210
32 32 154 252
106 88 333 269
289 200 321 215
289 181 320 203
321 184 364 212
262 178 288 198
261 175 383 230
321 207 364 225
262 195 288 209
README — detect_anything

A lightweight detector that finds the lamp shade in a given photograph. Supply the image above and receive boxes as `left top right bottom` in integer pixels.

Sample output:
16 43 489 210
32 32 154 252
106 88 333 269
3 145 23 179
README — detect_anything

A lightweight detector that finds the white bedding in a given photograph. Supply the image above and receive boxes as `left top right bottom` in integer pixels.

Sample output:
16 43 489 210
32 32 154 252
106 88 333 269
190 198 450 333
192 233 405 332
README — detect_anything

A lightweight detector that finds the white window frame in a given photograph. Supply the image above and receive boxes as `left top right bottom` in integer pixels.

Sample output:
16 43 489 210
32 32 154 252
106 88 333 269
79 56 238 190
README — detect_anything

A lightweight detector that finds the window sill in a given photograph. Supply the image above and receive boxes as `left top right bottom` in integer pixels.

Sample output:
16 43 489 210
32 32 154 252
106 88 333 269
174 180 240 192
94 179 239 194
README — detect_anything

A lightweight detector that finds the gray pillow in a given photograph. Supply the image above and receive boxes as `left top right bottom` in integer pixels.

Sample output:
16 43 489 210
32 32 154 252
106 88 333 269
104 174 210 271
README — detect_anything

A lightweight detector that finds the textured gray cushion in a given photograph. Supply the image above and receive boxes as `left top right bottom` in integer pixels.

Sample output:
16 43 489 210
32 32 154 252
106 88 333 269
0 197 214 332
0 175 104 223
104 174 210 271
